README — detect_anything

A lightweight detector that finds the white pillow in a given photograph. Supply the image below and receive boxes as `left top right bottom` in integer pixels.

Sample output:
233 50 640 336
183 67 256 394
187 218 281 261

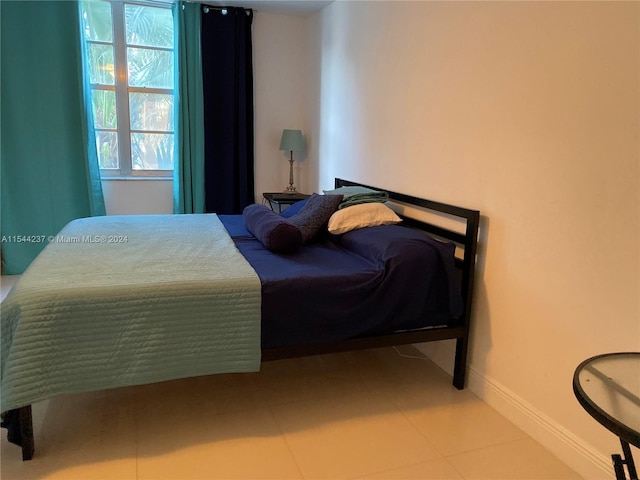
328 203 402 235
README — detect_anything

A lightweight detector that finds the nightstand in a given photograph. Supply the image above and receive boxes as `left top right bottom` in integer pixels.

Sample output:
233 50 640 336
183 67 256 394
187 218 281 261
263 192 310 213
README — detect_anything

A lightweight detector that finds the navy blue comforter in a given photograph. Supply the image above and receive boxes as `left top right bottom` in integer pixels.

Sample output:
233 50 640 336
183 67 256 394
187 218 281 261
220 215 462 348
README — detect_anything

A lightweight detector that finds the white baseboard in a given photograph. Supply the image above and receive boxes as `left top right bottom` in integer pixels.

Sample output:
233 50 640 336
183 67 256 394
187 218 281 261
414 342 612 480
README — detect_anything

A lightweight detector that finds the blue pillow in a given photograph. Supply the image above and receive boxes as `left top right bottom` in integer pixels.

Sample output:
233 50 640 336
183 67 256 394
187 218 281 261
243 204 302 253
280 199 308 218
287 193 344 243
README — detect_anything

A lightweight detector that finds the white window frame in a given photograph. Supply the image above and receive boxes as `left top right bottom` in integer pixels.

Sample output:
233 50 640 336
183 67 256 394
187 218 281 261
86 0 175 179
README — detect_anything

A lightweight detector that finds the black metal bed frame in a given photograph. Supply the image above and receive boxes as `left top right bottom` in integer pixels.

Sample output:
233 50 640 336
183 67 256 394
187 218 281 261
5 178 480 461
264 179 480 384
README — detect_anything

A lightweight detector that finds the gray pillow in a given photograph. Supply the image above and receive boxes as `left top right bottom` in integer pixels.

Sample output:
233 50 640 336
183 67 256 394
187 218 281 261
288 193 343 243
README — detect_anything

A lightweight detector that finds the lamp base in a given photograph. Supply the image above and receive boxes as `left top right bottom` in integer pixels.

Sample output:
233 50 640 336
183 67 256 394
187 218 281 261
284 155 296 194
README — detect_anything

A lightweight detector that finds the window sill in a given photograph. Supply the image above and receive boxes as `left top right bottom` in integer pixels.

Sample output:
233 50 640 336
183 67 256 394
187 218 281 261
101 176 173 181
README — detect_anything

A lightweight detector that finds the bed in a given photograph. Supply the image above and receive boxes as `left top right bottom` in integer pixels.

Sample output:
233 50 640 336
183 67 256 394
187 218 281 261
0 178 480 461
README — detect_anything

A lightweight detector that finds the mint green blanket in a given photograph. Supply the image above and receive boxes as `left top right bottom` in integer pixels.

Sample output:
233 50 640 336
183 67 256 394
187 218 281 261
1 214 261 413
323 186 389 209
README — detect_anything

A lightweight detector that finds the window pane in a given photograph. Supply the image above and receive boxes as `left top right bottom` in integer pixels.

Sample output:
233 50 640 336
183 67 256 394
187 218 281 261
96 132 119 169
92 91 117 129
81 1 112 42
88 44 115 85
131 133 174 170
129 93 173 131
127 47 173 88
125 5 173 48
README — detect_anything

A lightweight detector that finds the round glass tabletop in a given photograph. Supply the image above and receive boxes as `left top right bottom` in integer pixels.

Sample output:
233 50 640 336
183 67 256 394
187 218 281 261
573 352 640 448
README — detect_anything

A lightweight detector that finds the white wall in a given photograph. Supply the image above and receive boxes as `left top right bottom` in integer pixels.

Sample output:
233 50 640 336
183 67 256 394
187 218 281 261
103 10 312 214
310 2 639 478
101 180 173 215
253 11 313 196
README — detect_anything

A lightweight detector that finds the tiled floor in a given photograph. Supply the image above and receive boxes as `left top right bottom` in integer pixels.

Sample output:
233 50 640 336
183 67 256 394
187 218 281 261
1 349 582 480
1 276 581 480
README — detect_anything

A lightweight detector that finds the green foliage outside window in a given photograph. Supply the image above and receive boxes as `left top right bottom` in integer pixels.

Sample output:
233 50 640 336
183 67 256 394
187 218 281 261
80 1 175 174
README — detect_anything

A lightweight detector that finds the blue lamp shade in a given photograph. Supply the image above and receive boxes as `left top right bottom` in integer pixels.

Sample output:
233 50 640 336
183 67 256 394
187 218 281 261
279 129 306 152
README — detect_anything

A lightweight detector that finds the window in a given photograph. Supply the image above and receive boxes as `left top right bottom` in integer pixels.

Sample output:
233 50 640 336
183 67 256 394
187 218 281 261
81 0 175 178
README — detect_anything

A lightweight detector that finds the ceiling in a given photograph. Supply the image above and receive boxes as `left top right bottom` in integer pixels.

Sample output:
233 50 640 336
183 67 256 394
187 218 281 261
204 0 334 16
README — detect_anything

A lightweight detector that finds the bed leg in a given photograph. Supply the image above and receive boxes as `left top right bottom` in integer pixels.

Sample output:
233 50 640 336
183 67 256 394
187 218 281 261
0 405 34 460
453 336 469 390
19 406 35 461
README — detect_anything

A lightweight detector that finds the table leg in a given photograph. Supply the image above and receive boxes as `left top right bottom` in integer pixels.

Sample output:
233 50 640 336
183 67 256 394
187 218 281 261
614 454 627 480
620 439 638 480
613 439 638 480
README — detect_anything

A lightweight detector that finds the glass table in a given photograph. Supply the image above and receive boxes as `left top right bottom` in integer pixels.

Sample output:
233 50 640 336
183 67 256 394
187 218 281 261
573 352 640 480
262 192 310 213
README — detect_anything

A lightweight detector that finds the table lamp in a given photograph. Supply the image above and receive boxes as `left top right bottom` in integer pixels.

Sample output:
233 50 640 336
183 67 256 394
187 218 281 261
279 129 305 193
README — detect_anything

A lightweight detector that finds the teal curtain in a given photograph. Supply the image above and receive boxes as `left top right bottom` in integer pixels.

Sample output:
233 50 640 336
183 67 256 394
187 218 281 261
1 1 105 274
173 1 205 214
